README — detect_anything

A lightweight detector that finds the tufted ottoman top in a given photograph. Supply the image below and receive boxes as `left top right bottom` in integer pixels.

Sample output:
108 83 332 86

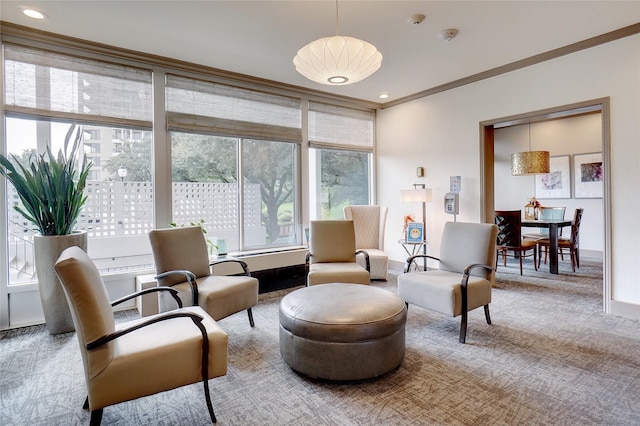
279 283 406 343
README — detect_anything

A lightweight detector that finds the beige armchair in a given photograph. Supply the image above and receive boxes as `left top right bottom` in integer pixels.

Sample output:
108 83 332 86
54 246 228 425
149 226 259 326
398 222 498 343
306 220 370 286
343 205 389 280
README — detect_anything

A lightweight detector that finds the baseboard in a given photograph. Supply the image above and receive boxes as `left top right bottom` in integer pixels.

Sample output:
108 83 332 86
609 299 640 321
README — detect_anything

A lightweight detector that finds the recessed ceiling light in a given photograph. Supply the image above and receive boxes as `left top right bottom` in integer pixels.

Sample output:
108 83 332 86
21 8 47 20
379 93 390 99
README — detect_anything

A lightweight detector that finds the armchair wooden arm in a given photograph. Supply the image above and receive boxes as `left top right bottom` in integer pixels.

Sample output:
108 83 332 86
355 250 371 272
154 270 198 306
210 258 251 276
110 286 182 309
404 254 440 273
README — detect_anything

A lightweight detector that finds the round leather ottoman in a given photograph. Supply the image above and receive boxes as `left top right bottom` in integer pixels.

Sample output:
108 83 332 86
279 283 407 381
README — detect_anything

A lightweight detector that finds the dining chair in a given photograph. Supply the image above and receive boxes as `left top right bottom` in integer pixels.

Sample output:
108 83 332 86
538 208 584 272
522 206 566 239
495 210 538 275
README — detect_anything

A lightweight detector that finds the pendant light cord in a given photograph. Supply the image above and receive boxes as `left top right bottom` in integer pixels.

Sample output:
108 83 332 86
335 0 340 36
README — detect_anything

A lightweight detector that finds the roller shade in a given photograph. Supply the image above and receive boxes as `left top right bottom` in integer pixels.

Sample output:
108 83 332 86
4 44 152 124
308 101 374 152
166 75 302 143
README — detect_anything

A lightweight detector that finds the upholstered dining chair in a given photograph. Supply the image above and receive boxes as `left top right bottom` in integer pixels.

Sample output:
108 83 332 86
397 222 498 343
54 246 228 425
495 210 538 275
149 226 259 327
306 220 370 286
538 208 584 272
343 205 389 280
522 206 566 240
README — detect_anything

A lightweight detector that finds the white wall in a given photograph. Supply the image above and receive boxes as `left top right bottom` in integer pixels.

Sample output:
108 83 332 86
494 115 604 253
377 34 640 318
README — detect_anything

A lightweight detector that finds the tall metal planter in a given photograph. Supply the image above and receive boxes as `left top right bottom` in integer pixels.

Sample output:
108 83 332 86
34 231 87 335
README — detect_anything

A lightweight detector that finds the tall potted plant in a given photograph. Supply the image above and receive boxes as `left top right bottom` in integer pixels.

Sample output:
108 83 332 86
0 124 92 334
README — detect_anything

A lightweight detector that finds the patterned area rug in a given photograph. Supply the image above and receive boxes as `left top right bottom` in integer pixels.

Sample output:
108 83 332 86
2 257 639 425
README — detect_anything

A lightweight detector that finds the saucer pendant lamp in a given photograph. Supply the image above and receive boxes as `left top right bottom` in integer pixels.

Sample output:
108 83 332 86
511 123 550 175
293 0 382 85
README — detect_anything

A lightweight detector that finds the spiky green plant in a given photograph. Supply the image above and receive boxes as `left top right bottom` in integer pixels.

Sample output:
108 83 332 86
0 124 92 235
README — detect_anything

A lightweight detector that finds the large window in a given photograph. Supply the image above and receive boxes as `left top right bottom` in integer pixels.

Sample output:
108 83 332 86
2 42 375 289
308 102 374 219
166 75 302 250
3 44 153 284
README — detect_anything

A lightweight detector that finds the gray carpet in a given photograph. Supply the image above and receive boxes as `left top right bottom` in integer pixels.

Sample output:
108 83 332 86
2 256 640 425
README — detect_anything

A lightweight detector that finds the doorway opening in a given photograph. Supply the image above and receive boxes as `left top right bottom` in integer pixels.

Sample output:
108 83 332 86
479 98 611 312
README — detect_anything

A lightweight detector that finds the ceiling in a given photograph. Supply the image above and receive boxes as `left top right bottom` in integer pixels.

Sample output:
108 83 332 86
1 1 639 105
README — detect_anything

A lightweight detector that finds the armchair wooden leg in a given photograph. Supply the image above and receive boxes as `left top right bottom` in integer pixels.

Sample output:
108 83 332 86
484 304 492 325
459 310 468 344
89 409 103 426
247 307 255 327
203 381 217 424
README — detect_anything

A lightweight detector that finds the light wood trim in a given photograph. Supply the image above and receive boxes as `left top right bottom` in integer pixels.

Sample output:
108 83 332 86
384 23 640 109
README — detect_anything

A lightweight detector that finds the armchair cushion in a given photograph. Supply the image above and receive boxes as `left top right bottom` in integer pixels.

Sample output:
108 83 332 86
309 220 357 264
94 306 227 409
397 270 491 317
308 263 371 286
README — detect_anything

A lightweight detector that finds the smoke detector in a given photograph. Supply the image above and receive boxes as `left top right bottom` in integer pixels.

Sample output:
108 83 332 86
438 29 459 42
407 14 426 25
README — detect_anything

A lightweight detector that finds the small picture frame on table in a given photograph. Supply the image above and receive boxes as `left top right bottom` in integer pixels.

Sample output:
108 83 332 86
407 222 424 243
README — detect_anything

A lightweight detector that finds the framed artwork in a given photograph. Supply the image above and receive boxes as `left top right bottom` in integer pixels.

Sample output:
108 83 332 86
535 155 571 199
573 152 603 198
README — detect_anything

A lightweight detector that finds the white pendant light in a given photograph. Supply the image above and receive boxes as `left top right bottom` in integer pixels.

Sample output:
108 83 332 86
293 1 382 85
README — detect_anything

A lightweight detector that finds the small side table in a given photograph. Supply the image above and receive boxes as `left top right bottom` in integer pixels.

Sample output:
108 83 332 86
135 274 159 316
398 239 428 271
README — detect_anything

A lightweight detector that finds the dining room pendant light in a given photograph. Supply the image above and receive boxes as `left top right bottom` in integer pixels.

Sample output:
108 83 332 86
511 123 550 175
293 0 382 85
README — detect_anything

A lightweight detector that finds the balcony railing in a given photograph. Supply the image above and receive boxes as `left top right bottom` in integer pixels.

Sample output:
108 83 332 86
7 180 275 285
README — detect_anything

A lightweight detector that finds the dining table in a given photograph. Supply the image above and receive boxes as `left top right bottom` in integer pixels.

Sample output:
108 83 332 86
522 218 573 274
